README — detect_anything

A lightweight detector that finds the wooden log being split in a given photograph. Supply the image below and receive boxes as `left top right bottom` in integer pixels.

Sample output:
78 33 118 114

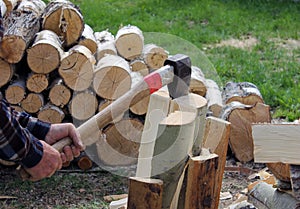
127 177 163 209
37 103 65 124
142 44 168 70
94 30 117 62
129 59 149 77
0 58 14 88
26 73 48 93
0 0 46 63
48 78 71 108
27 30 65 74
221 102 271 163
59 45 95 91
115 25 144 61
189 66 207 97
21 93 44 113
93 54 131 100
5 78 25 104
205 79 223 117
78 24 97 55
41 0 84 47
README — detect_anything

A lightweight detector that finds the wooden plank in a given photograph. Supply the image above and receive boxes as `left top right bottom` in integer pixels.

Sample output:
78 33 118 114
252 124 300 164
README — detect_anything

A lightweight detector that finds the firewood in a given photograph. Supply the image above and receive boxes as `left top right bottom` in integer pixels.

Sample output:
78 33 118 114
104 194 128 203
41 0 84 47
142 43 168 70
94 30 117 62
2 0 18 15
127 177 163 209
78 24 97 55
129 59 149 77
74 152 93 171
222 81 264 105
205 79 223 117
115 25 144 61
0 57 14 88
93 54 131 100
267 162 290 182
48 78 71 108
27 30 64 74
20 93 44 113
37 103 65 124
0 0 45 63
69 90 98 121
11 104 23 112
98 99 124 123
221 102 271 163
59 45 95 91
26 73 48 93
189 66 207 97
5 78 25 104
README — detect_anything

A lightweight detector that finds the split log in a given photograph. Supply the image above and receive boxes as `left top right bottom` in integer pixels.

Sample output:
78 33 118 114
94 30 117 62
115 25 144 61
41 0 84 47
37 103 65 124
222 81 264 105
205 79 223 117
59 45 95 91
27 30 65 74
110 198 128 209
93 54 131 100
127 177 163 209
0 0 45 63
129 59 149 77
5 78 25 104
48 78 71 108
20 93 44 113
142 44 168 70
0 58 14 88
78 24 97 55
189 66 207 97
248 181 300 209
221 102 271 163
26 73 48 93
69 90 98 121
97 118 143 166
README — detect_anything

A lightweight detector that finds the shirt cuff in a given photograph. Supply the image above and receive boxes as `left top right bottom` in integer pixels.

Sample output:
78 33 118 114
27 117 51 140
20 138 43 168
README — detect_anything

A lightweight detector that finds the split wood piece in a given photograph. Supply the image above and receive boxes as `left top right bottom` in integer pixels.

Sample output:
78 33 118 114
20 93 44 113
129 59 149 77
93 54 131 100
202 116 231 209
142 43 168 70
27 30 65 74
189 66 207 97
59 45 95 91
94 30 117 62
98 99 124 123
37 103 65 124
115 25 144 61
127 177 163 209
78 24 97 55
110 198 128 209
152 111 198 209
0 58 14 88
69 91 98 121
221 102 271 163
136 89 171 177
0 0 45 63
222 81 264 105
97 118 143 166
129 71 150 115
248 181 300 209
104 194 128 203
49 78 71 108
2 0 18 15
184 149 219 209
205 79 223 117
74 152 93 171
41 0 84 47
4 78 25 104
26 73 48 93
267 162 290 183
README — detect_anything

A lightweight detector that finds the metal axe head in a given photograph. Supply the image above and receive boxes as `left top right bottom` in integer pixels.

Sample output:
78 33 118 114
165 54 192 99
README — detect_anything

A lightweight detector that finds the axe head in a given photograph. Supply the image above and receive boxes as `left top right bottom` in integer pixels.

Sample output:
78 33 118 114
165 54 192 99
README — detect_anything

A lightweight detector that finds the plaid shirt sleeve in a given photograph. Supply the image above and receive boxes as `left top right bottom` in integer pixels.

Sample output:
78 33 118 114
0 99 51 168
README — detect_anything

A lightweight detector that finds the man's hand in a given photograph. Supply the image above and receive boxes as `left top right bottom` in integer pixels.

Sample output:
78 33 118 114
45 123 84 163
25 141 62 181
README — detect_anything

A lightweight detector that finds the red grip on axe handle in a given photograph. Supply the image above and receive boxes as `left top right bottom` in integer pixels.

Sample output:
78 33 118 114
143 72 163 94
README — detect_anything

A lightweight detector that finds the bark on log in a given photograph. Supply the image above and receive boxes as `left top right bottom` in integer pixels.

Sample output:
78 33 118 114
222 81 264 105
69 90 98 121
27 30 65 74
26 73 48 93
205 79 223 117
20 93 44 113
142 43 168 70
0 58 14 88
127 177 163 209
189 66 207 97
78 24 97 55
41 0 84 47
115 25 144 61
59 45 95 91
221 102 271 163
75 152 93 171
5 78 25 104
48 78 71 108
94 30 117 62
0 0 45 63
37 103 65 124
93 54 131 100
129 59 149 77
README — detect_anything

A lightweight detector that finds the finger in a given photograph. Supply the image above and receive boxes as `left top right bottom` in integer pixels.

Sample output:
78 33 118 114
63 146 74 162
60 153 67 164
68 124 84 150
71 145 81 158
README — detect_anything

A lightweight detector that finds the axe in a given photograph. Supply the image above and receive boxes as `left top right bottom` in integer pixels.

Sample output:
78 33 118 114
19 54 192 178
